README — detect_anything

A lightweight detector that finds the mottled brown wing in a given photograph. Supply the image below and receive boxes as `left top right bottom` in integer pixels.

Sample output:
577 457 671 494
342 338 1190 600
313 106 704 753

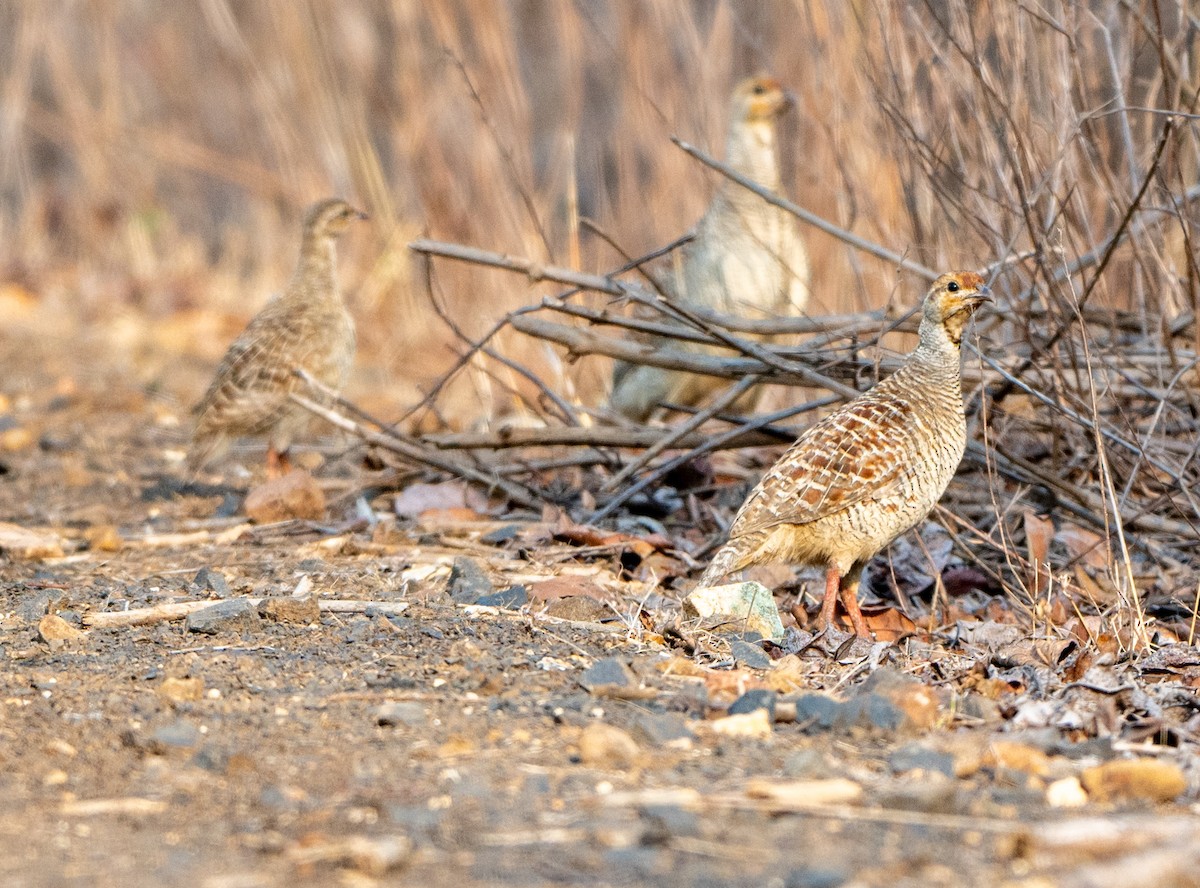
731 390 911 536
193 301 317 431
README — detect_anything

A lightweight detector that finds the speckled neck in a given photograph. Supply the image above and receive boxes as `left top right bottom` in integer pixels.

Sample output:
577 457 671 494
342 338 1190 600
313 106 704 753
292 235 338 300
912 315 965 379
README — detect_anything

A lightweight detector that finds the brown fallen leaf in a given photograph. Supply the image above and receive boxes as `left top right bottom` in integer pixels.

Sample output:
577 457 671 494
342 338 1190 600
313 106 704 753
861 605 918 642
1024 510 1054 596
527 577 610 602
416 506 485 525
243 471 325 522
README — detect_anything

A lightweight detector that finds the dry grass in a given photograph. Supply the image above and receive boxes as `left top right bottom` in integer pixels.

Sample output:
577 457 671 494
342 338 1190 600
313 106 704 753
3 1 1200 645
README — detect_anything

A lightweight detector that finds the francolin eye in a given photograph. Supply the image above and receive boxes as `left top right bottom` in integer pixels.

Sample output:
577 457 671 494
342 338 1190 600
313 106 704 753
752 83 766 95
946 281 960 293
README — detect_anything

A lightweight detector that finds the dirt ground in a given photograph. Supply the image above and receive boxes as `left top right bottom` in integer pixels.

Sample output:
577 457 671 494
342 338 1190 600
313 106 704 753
3 328 1200 888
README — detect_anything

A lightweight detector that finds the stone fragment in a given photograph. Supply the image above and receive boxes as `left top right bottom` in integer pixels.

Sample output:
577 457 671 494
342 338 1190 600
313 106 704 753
855 666 941 731
684 582 785 641
1046 776 1088 808
792 694 842 731
543 596 610 622
1080 758 1187 803
876 775 961 814
475 585 527 609
157 677 204 704
185 598 262 635
258 595 320 624
446 556 494 604
728 689 777 721
729 638 772 669
243 470 325 522
148 720 201 752
374 702 426 728
192 567 231 597
629 712 694 748
888 744 956 778
480 524 522 545
37 614 83 648
783 867 850 888
578 722 640 768
0 426 34 452
579 657 636 694
709 709 772 739
639 804 699 843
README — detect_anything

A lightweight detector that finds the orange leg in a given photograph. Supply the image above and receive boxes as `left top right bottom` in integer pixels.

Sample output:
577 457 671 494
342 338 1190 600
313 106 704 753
265 446 292 479
816 565 872 637
817 566 840 630
839 580 871 637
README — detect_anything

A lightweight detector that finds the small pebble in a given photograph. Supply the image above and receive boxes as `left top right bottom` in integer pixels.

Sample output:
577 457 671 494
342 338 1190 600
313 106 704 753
185 598 261 635
578 722 640 768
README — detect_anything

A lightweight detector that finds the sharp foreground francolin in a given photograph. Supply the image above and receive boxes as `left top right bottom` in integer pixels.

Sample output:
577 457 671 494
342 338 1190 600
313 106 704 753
609 75 811 421
189 198 366 476
697 272 991 636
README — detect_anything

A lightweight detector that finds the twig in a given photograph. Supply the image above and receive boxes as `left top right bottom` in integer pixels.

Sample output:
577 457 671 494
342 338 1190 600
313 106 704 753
83 598 411 629
604 376 758 491
589 394 841 523
671 137 942 281
289 392 543 510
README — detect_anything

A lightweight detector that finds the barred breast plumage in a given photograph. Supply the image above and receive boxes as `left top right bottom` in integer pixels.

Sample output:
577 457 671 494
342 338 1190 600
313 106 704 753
697 271 991 636
189 198 366 476
610 75 811 422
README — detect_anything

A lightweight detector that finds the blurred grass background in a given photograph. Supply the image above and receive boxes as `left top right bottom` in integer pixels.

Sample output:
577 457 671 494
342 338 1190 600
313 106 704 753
0 1 1197 426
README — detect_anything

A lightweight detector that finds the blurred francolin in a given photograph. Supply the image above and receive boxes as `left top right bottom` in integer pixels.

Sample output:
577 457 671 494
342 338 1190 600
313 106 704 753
189 198 366 476
609 75 811 421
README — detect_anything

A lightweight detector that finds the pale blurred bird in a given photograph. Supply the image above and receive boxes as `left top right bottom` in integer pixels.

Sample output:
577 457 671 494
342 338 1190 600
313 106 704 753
189 198 366 476
697 272 991 636
610 75 811 421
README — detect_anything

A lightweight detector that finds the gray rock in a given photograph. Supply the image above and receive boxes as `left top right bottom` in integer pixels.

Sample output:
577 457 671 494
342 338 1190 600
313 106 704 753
684 581 785 641
729 638 772 669
629 712 694 746
785 867 848 888
192 567 231 598
447 557 494 604
149 720 201 751
579 657 635 694
16 589 63 623
728 689 777 721
185 598 261 635
480 524 522 545
877 778 961 815
837 693 904 732
475 585 527 609
639 804 699 843
888 743 956 778
374 701 426 728
792 693 842 731
781 748 828 779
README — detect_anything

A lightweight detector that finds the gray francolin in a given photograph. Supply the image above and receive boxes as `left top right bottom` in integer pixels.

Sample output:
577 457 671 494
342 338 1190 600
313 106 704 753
189 198 366 476
697 272 990 636
610 75 811 422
